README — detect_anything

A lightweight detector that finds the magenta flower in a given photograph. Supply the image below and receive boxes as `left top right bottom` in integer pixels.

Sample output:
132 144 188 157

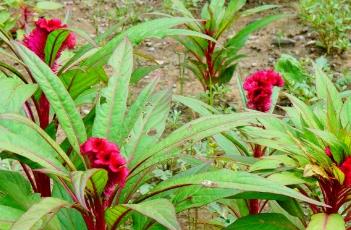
80 137 129 189
243 69 284 112
23 17 76 70
339 157 351 187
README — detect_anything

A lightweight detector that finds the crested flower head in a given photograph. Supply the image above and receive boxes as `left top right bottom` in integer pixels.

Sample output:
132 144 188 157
23 17 76 70
243 69 284 112
80 137 129 189
339 157 351 187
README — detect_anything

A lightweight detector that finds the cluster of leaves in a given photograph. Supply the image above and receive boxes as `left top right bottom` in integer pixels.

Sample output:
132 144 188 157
3 0 351 229
299 0 351 53
275 54 351 103
0 0 63 39
171 0 283 90
0 8 324 230
174 64 351 229
242 66 351 229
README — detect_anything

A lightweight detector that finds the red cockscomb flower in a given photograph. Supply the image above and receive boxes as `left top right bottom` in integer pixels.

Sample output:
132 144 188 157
23 17 76 70
339 157 351 187
243 70 284 112
80 137 129 190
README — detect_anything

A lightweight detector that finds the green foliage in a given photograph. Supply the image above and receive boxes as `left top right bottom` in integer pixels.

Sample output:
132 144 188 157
275 54 351 103
225 213 299 230
172 0 282 90
306 213 345 230
0 0 63 39
1 3 348 229
0 78 37 113
275 54 317 102
299 0 351 53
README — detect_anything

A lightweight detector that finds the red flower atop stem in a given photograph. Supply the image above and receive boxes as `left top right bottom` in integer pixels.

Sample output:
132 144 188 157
80 137 129 191
243 69 284 112
23 17 76 71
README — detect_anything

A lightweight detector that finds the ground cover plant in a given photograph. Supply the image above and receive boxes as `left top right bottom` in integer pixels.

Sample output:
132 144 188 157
1 0 351 229
299 0 351 53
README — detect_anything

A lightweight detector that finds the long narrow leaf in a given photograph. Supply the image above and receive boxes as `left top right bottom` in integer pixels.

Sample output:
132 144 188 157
92 38 133 144
15 43 87 154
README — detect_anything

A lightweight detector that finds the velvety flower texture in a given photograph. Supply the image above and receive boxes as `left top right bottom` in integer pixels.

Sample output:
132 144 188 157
243 70 284 112
80 138 129 190
23 17 76 70
324 147 351 187
339 157 351 187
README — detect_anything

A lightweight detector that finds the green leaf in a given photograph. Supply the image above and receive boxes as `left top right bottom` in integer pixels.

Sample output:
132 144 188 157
277 198 305 220
36 1 63 10
148 169 325 207
105 205 129 227
131 113 261 173
15 43 87 154
0 11 11 24
61 67 107 99
125 90 171 165
218 64 236 84
83 17 207 70
52 182 87 230
131 66 160 84
217 0 246 37
11 197 71 230
225 213 298 230
226 14 284 53
0 114 69 174
44 29 70 67
315 65 342 114
123 199 180 230
0 205 24 229
306 213 345 230
0 170 39 210
172 185 239 212
93 38 133 144
0 78 37 113
275 54 308 83
123 78 160 137
241 5 280 17
71 169 108 209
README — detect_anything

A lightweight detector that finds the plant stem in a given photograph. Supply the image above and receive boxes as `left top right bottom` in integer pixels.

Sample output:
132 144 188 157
249 199 260 214
21 163 38 193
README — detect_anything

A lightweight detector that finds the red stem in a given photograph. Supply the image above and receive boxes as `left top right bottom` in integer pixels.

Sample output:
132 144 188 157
33 93 52 197
247 144 265 214
21 163 38 192
249 199 260 214
298 187 319 214
92 182 106 230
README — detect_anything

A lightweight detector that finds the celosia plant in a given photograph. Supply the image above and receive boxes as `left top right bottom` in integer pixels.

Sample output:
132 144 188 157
0 10 330 230
171 0 282 90
243 67 351 227
22 17 76 197
242 70 284 214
